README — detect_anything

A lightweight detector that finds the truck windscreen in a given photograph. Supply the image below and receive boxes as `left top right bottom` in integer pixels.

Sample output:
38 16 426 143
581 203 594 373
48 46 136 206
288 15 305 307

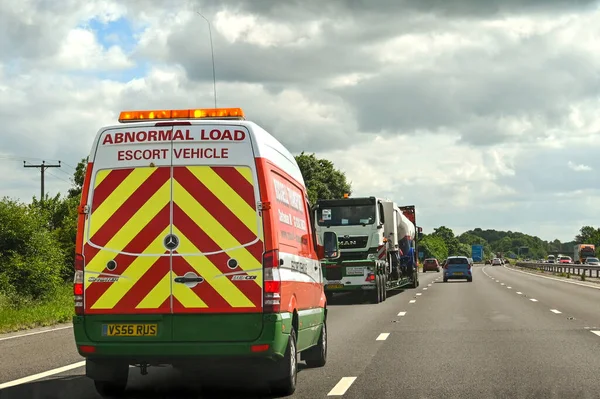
317 205 376 226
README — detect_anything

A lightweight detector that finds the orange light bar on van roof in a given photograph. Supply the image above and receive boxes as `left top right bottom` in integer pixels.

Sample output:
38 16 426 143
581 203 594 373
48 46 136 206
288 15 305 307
118 108 245 122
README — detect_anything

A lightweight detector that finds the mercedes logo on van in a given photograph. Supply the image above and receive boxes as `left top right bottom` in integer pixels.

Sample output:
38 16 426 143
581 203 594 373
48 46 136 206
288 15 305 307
163 234 180 251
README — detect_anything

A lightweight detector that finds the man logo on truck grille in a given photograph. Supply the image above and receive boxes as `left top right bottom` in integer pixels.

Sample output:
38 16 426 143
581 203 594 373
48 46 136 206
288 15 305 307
163 233 180 251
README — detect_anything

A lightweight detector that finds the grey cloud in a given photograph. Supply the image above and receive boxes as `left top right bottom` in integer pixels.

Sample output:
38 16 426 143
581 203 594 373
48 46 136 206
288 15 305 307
335 37 600 145
496 146 600 196
193 0 597 19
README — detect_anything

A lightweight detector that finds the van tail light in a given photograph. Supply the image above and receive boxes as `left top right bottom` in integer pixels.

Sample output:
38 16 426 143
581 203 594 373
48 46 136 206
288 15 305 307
263 249 281 313
365 273 376 282
74 253 84 315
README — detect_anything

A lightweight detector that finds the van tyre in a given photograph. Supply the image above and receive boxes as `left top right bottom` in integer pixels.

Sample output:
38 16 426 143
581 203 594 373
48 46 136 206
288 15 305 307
94 379 127 398
304 320 327 368
270 328 298 396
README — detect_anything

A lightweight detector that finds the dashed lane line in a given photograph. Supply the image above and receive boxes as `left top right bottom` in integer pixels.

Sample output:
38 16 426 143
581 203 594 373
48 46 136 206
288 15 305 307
423 288 428 290
550 309 562 314
416 293 422 296
591 331 600 338
398 311 407 316
328 377 357 396
409 300 416 304
507 287 512 289
0 361 86 389
516 292 523 295
376 333 390 341
530 298 538 302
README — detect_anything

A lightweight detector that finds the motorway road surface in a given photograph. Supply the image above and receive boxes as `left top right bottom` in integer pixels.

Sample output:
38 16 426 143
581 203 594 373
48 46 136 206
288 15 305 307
1 265 600 398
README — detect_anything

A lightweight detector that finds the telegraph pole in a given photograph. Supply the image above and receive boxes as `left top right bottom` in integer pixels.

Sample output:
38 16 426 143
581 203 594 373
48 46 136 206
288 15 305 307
23 160 61 202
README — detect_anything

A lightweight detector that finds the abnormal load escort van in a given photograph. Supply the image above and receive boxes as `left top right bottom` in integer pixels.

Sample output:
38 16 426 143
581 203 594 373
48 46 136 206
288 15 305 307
72 107 340 397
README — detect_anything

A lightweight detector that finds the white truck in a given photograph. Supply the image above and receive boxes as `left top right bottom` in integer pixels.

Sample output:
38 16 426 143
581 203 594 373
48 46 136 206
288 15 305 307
313 196 420 304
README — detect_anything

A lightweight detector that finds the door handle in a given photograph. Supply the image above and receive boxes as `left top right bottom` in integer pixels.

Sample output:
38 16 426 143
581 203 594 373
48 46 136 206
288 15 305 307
174 277 204 284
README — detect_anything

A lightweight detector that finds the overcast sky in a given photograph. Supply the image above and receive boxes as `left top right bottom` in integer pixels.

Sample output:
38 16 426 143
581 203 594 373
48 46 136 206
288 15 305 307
1 0 599 242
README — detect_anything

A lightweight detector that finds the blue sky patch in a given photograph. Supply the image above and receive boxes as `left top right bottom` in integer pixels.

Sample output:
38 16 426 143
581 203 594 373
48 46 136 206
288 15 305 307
85 17 138 53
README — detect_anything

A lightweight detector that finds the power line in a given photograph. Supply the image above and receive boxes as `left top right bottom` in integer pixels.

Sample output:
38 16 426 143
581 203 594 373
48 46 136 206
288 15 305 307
23 160 62 202
46 170 72 184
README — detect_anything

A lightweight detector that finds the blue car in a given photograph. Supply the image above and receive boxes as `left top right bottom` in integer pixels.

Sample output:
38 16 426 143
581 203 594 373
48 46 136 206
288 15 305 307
443 256 473 282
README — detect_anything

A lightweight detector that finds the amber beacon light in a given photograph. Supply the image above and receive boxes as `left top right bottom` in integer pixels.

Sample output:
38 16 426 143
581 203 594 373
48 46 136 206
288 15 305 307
118 108 245 122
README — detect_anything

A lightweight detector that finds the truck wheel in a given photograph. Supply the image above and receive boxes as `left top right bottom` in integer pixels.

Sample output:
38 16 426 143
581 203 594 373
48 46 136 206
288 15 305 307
372 276 381 304
382 275 387 301
304 319 327 368
270 328 298 396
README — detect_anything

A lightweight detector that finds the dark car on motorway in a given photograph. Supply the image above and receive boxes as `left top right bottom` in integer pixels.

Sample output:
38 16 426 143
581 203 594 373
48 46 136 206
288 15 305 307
422 258 440 272
443 256 473 282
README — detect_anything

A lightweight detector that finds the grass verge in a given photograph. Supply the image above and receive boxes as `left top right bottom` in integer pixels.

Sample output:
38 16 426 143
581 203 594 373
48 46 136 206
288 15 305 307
0 284 72 334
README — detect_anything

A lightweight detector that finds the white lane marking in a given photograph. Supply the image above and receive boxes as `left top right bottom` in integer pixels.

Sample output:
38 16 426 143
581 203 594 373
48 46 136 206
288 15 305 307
500 283 505 286
530 298 538 302
591 331 600 337
423 288 428 290
328 377 357 396
428 284 432 286
503 265 600 290
550 309 562 314
516 292 523 295
507 287 512 289
0 361 85 389
409 300 416 303
376 333 390 341
398 311 407 316
0 325 73 342
416 293 422 296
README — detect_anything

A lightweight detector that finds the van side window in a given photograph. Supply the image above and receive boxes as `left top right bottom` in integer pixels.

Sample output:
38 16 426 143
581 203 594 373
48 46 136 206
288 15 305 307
269 169 309 257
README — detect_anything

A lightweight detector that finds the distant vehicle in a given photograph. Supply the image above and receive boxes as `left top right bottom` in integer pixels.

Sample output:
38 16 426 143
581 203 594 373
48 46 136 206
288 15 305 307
492 258 502 266
559 256 572 264
584 257 600 265
443 256 473 282
547 255 556 263
423 258 440 272
574 244 596 264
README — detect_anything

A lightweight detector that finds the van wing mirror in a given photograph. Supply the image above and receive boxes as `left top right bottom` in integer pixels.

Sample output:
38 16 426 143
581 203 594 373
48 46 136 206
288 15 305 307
322 231 340 260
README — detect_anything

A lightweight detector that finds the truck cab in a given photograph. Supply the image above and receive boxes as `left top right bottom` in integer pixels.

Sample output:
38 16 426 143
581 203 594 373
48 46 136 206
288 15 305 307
313 197 386 261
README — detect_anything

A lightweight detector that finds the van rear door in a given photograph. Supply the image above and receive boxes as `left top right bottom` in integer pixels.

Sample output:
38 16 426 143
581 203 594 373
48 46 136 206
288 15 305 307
170 123 265 342
83 128 174 342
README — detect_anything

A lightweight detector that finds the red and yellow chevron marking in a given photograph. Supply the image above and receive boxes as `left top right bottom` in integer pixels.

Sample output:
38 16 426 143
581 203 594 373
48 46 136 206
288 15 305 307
82 165 263 314
169 166 263 313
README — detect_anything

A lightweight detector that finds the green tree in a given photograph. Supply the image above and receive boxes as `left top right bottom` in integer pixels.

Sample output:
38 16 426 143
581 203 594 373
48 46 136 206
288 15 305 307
419 234 448 260
0 198 64 302
68 157 88 199
295 152 352 205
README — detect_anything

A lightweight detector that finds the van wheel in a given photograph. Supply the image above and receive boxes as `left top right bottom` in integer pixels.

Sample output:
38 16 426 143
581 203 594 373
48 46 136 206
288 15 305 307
270 328 298 396
94 379 127 398
304 319 327 368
